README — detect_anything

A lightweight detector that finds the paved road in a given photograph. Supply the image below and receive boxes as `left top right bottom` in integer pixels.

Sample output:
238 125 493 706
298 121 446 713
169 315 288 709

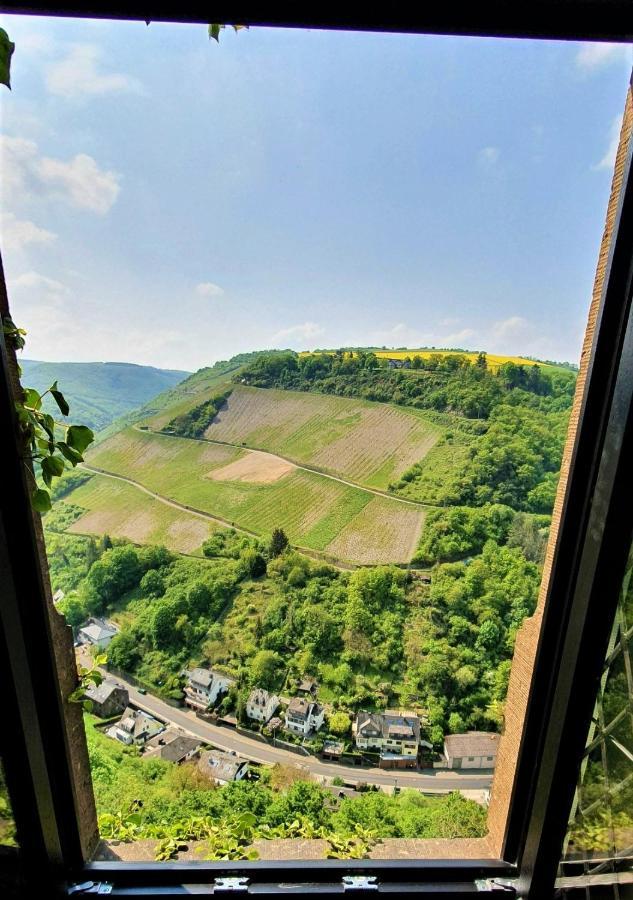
101 666 493 793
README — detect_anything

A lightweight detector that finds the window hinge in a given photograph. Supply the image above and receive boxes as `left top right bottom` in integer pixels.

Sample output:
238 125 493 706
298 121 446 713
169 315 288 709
213 876 250 892
475 878 516 893
342 875 379 891
68 884 113 895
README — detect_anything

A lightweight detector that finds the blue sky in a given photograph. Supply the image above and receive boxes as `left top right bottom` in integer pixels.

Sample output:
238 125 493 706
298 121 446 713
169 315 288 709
1 17 631 371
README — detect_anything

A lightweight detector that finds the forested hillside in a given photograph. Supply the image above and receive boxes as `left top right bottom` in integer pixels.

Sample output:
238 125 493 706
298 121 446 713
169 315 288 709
20 359 189 433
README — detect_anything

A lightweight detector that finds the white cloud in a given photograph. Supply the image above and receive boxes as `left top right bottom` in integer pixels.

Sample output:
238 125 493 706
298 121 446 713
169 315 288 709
1 134 121 214
196 281 224 298
270 321 325 346
0 212 57 252
594 115 623 172
491 315 534 343
45 44 142 99
478 146 500 167
9 271 68 295
576 42 631 71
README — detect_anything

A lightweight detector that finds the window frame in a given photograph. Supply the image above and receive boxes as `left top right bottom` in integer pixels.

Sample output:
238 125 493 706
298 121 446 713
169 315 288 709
1 6 633 898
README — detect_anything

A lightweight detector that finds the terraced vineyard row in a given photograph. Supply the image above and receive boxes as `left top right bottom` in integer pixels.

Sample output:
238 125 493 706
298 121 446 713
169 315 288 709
66 473 222 554
205 385 440 490
84 428 426 564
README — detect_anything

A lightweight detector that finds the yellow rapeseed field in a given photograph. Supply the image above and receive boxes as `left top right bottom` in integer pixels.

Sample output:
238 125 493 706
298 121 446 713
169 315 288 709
300 349 557 372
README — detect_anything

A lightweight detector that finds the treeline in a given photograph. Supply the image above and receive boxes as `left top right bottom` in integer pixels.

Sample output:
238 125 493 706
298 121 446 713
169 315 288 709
165 389 233 439
238 351 575 420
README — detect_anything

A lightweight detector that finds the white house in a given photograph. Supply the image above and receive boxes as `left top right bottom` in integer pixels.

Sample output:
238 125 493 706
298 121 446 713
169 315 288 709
184 667 234 711
246 688 280 724
443 732 500 769
201 750 249 785
106 707 164 746
284 698 325 736
77 617 118 649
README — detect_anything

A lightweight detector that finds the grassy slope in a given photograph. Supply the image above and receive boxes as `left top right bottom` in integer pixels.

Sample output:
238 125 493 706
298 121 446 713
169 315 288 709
84 428 425 564
205 385 441 491
65 472 224 555
95 362 242 445
20 359 189 433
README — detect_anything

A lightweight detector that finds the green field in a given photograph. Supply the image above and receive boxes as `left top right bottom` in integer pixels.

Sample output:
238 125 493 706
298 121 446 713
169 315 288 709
201 385 441 490
84 428 425 564
65 472 223 555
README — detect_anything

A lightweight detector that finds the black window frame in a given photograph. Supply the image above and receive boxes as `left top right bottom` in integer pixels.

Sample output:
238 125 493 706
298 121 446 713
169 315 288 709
1 5 633 898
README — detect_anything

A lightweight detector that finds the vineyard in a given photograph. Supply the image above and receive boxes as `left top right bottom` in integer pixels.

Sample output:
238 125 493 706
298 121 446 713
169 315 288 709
205 385 440 490
83 428 426 565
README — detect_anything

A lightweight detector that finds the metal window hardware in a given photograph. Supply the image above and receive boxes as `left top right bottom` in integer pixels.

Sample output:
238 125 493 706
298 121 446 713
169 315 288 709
342 875 378 891
214 877 250 892
475 880 516 893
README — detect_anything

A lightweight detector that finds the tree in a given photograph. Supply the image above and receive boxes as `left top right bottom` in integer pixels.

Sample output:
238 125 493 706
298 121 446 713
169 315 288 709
328 711 351 736
140 569 165 599
269 528 289 558
249 649 284 689
238 548 267 579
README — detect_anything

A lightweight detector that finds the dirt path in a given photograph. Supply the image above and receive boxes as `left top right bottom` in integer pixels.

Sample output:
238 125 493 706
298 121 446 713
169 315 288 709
139 425 430 510
79 464 357 570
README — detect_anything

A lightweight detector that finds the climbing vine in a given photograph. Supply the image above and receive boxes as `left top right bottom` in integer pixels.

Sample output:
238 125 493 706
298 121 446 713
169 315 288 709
2 315 95 512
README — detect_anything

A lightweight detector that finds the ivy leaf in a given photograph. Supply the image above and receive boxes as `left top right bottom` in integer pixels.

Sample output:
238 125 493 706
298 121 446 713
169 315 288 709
50 382 70 417
31 487 51 512
23 387 42 410
41 455 65 486
208 23 222 41
57 441 83 465
66 424 94 454
0 29 15 90
82 699 94 713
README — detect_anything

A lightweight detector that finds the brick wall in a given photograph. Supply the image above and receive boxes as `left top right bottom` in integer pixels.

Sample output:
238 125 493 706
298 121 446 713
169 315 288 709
486 82 633 856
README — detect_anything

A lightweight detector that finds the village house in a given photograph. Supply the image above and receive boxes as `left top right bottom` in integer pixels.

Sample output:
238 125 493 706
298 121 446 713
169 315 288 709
200 750 249 785
145 731 201 764
284 697 325 737
443 732 500 769
296 676 318 696
246 688 280 724
183 667 234 711
353 711 421 765
83 680 129 719
106 707 164 746
77 617 118 649
387 358 411 369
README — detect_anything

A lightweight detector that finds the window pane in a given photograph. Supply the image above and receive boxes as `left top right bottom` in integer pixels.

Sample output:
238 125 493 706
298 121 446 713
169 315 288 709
562 545 633 871
0 759 18 849
1 12 630 864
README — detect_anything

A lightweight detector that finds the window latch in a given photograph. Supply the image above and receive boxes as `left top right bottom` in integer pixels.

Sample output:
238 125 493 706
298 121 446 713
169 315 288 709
213 876 250 892
342 875 378 891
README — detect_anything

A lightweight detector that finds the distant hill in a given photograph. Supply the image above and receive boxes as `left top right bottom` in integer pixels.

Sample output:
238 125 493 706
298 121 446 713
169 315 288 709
20 360 190 433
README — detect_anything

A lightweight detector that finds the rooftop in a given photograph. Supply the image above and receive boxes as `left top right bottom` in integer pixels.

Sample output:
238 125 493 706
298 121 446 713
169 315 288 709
444 732 500 758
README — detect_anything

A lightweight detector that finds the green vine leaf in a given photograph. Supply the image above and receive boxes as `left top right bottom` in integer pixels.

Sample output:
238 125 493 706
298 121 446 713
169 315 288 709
0 28 14 90
50 381 70 416
2 315 26 350
66 424 94 454
208 24 248 42
2 315 96 514
31 488 52 513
